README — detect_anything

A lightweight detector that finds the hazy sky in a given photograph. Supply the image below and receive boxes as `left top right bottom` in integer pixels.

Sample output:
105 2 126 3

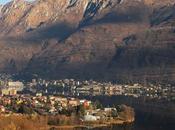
0 0 11 5
0 0 35 5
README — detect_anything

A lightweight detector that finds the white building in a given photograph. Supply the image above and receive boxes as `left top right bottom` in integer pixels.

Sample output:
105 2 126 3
84 115 97 121
8 81 24 91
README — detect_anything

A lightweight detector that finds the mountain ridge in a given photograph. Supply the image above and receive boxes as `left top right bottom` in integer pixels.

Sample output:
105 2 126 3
0 0 175 83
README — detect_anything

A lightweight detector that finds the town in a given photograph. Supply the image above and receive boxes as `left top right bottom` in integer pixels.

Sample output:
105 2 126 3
0 74 175 102
0 94 134 122
0 74 136 126
0 93 135 130
0 73 173 128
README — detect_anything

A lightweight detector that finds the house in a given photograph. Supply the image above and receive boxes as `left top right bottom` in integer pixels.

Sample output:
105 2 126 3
84 115 97 121
36 93 42 97
49 106 57 113
0 88 17 96
80 100 91 108
8 81 24 91
68 99 80 107
92 86 103 95
104 107 117 112
0 105 5 112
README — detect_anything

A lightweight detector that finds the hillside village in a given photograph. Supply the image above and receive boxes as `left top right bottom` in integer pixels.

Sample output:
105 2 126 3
0 94 134 123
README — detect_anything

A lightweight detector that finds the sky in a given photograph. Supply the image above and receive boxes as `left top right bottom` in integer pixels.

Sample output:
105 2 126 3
0 0 11 5
0 0 35 5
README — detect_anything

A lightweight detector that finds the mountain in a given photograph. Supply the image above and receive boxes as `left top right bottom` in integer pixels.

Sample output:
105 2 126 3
0 0 175 83
0 4 3 16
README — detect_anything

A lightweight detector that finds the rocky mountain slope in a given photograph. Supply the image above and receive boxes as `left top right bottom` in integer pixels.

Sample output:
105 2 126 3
0 4 3 17
0 0 175 83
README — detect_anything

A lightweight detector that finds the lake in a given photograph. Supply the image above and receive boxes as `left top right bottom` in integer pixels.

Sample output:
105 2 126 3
75 95 175 130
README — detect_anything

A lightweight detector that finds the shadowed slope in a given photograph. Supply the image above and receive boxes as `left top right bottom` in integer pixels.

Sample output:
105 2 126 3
1 0 175 83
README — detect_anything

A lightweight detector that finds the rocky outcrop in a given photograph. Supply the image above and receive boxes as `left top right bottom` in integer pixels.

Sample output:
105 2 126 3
150 5 175 26
0 4 3 14
0 0 174 36
0 0 120 36
0 0 33 35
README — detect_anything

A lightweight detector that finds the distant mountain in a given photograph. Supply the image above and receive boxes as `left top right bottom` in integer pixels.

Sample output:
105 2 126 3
0 0 175 83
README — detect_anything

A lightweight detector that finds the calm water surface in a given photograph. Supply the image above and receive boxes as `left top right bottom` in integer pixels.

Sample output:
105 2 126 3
75 95 175 130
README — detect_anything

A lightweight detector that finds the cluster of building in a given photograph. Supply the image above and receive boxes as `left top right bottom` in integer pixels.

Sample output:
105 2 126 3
0 81 24 96
0 94 91 115
24 78 175 101
0 94 125 122
0 73 174 101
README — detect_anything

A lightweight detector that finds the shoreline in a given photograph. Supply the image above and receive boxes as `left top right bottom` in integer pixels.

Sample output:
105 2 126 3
0 113 134 130
48 118 135 129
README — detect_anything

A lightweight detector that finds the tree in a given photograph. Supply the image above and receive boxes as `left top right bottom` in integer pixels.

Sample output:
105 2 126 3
76 105 85 116
94 100 103 109
111 109 118 117
18 104 34 114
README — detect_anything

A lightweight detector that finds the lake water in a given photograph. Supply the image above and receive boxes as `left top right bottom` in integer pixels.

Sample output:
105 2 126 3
75 95 175 130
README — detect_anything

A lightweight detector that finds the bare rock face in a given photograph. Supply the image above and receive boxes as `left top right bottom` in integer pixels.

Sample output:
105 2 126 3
0 0 121 36
0 0 174 35
0 0 33 35
143 0 175 5
0 5 2 19
0 4 3 13
0 0 175 83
